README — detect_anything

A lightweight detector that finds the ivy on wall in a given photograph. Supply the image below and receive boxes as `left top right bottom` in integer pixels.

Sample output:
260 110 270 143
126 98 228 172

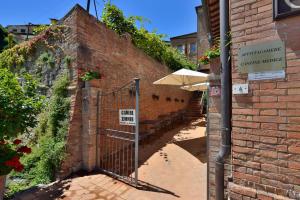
102 4 196 71
0 25 65 73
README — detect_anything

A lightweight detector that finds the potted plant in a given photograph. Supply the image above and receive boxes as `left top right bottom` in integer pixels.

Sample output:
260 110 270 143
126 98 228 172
80 70 101 88
199 44 221 73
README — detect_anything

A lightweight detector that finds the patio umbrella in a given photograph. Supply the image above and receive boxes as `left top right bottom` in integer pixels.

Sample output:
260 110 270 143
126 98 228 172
153 69 208 86
181 82 209 92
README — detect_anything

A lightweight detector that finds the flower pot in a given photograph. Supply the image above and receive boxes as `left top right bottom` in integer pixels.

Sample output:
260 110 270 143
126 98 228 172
84 81 90 88
0 176 6 200
84 79 100 88
209 57 221 75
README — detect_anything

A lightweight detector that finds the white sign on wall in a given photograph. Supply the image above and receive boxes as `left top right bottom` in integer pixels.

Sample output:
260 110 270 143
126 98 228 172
248 70 285 81
119 109 136 126
233 84 249 95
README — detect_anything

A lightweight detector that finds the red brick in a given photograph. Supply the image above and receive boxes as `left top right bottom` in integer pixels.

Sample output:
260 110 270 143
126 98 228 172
257 149 278 159
257 194 272 200
288 145 300 154
233 146 258 154
287 132 300 139
233 108 259 115
233 121 260 129
287 67 300 74
234 171 260 183
260 109 277 116
288 161 300 170
253 116 286 123
278 95 300 102
253 102 286 109
288 88 300 95
259 96 277 102
277 81 300 89
254 89 286 96
260 82 276 90
230 184 257 198
258 4 272 13
260 136 277 144
280 124 300 132
288 117 300 123
279 109 300 116
261 123 278 130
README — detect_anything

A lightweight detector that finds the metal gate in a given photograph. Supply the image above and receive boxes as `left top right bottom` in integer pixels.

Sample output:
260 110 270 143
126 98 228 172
96 78 140 186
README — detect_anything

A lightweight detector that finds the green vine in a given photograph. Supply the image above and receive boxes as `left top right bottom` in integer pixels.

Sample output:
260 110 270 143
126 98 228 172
102 4 196 71
6 72 70 198
33 25 50 35
0 25 66 72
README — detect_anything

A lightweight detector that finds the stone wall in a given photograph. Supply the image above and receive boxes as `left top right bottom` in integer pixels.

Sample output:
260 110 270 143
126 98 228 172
59 5 193 175
229 0 300 199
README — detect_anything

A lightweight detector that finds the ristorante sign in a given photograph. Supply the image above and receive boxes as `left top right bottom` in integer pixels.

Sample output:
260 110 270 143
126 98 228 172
274 0 300 19
237 40 286 73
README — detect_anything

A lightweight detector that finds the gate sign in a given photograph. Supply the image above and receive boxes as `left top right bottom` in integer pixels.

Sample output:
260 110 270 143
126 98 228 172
119 109 136 126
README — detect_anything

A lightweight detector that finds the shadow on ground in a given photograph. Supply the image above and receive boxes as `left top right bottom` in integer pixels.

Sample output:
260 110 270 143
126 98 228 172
139 119 207 167
173 136 207 163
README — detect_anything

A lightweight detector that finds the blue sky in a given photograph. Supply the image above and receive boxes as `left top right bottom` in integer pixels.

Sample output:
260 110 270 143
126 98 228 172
0 0 200 40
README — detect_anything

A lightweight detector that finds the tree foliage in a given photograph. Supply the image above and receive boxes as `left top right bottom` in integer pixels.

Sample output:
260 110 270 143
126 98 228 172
102 4 196 71
0 25 8 52
0 68 43 139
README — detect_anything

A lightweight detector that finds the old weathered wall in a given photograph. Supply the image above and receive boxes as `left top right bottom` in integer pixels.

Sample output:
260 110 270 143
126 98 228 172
229 0 300 199
57 6 84 177
59 5 193 174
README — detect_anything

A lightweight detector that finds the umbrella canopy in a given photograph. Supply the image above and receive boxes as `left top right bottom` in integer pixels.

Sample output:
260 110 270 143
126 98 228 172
181 82 209 91
153 69 208 86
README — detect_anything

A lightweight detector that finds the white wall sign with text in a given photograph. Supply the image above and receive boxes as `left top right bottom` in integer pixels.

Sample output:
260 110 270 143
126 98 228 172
119 109 136 126
248 70 285 81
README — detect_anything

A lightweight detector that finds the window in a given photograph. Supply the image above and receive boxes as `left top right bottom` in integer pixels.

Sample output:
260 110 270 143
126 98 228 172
190 43 197 54
176 45 185 54
12 29 17 32
273 0 300 19
21 29 26 33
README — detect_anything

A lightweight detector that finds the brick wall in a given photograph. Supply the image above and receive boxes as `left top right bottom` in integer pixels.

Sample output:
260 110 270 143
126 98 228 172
59 5 193 175
74 6 192 122
229 0 300 199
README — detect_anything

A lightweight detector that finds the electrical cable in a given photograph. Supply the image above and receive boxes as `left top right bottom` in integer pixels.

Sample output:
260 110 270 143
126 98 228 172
94 0 99 20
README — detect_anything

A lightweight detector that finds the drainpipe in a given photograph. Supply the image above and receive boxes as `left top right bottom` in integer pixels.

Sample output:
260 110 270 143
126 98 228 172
215 0 231 200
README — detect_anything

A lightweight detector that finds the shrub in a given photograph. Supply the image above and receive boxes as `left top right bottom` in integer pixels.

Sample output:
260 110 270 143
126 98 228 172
102 4 196 71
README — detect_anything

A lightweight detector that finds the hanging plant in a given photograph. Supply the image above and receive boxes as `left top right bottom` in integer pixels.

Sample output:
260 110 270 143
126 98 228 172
80 70 101 81
199 55 210 65
199 44 220 65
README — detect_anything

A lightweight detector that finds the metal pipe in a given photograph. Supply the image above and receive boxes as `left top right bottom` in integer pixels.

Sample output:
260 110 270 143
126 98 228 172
215 0 231 200
134 78 140 186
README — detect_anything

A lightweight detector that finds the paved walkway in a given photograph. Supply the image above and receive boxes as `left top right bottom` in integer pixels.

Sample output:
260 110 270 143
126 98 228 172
14 119 207 200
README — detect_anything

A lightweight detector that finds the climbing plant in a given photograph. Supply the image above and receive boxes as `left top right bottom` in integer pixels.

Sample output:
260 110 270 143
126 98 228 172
0 25 66 72
6 72 70 197
102 4 196 71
